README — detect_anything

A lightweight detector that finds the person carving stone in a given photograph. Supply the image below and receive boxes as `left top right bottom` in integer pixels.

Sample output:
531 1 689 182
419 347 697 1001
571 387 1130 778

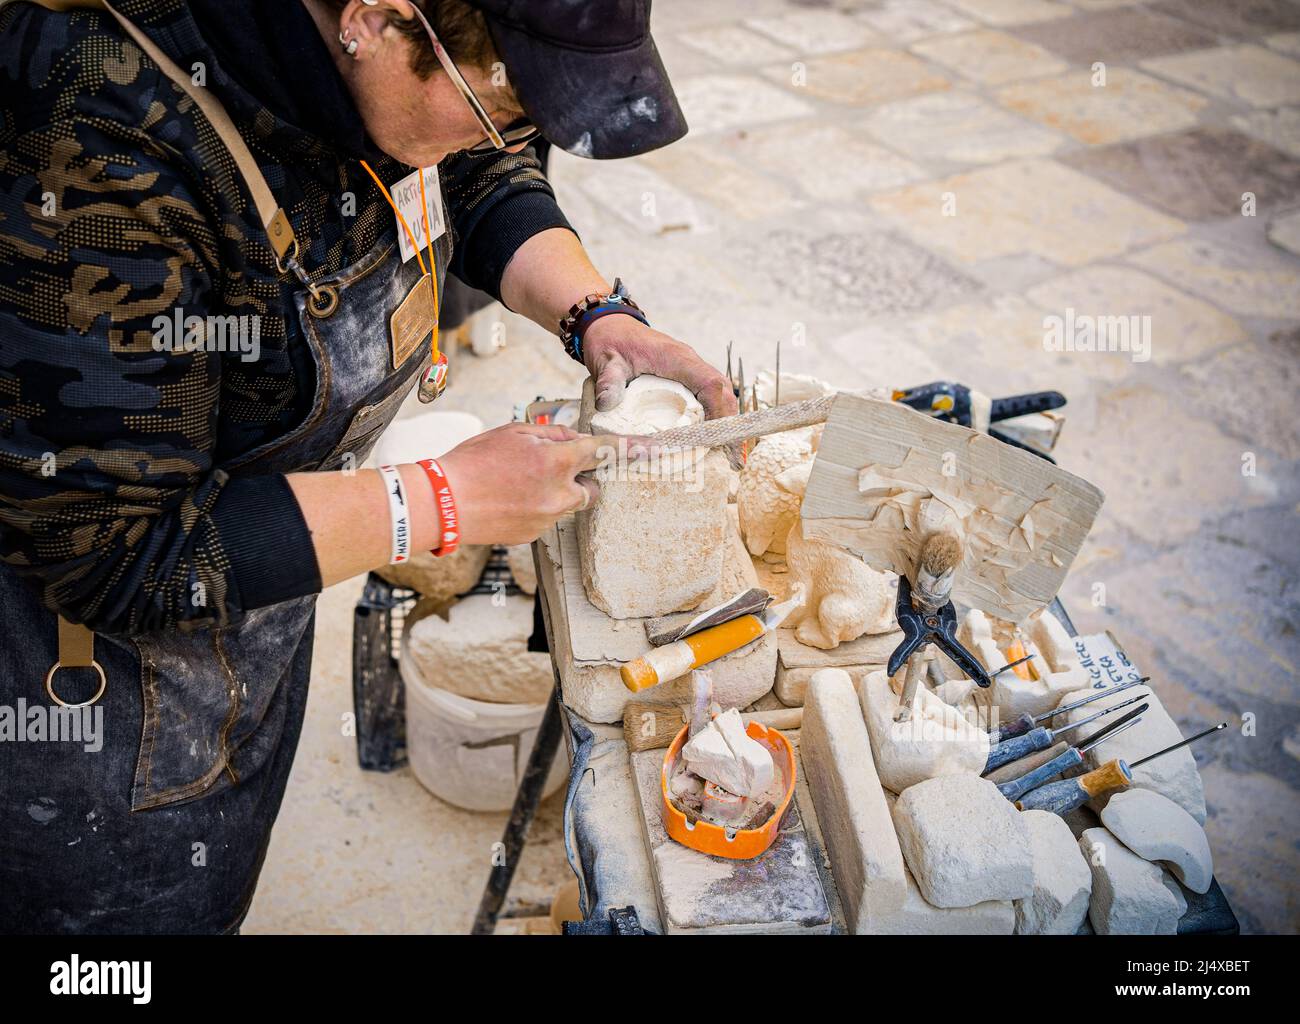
0 0 733 934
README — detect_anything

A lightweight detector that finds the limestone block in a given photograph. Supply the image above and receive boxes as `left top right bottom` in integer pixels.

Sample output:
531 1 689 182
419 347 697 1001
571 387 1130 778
1015 810 1091 935
1079 827 1183 935
800 669 907 933
892 774 1033 908
861 670 989 793
402 594 553 705
773 627 899 706
879 790 1014 935
960 607 1087 719
1100 789 1213 894
505 543 537 595
375 543 490 604
543 516 776 724
681 708 774 798
1057 685 1206 823
577 376 731 619
737 428 818 557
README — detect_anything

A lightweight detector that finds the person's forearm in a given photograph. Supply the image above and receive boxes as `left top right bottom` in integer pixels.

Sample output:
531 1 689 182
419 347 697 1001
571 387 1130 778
287 464 439 588
498 226 610 333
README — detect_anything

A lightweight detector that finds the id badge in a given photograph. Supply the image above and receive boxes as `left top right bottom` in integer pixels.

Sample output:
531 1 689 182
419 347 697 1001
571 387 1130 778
391 166 445 264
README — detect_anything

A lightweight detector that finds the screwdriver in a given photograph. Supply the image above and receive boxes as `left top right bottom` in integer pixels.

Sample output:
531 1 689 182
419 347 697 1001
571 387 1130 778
989 677 1149 744
1014 722 1228 814
995 704 1146 802
983 691 1148 774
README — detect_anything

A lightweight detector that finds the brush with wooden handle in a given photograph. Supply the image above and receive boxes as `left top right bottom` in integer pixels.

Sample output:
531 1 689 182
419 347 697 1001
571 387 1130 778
890 532 991 721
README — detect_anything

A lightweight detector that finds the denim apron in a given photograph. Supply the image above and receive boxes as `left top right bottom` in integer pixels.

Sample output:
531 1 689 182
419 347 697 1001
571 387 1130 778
0 29 448 926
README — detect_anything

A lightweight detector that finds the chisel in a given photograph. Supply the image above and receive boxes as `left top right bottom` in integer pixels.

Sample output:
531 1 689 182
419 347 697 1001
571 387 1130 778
1014 722 1228 814
995 705 1146 802
983 691 1148 774
989 677 1149 744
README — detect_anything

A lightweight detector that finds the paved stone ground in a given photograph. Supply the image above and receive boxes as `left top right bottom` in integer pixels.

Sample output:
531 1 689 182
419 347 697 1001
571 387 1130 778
245 0 1300 934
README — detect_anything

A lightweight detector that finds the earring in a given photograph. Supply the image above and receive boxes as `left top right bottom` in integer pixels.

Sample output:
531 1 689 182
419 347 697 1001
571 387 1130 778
339 30 359 56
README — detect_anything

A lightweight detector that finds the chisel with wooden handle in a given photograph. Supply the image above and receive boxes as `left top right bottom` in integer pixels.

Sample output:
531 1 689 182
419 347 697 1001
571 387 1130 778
983 691 1147 774
995 705 1145 802
989 677 1148 744
1014 722 1227 814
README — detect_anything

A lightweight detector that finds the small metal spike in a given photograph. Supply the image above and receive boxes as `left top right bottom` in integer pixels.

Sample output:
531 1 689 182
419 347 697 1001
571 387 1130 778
1049 691 1148 740
775 339 782 408
1037 677 1149 724
1131 722 1227 769
990 653 1036 678
1078 703 1148 753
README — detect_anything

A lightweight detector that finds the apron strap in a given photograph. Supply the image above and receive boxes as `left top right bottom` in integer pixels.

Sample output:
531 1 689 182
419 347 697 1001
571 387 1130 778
5 0 298 264
3 0 306 702
58 616 94 668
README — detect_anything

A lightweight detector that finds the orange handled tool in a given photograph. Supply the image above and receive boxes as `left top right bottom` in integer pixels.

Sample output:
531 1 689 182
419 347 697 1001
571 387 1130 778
621 590 803 692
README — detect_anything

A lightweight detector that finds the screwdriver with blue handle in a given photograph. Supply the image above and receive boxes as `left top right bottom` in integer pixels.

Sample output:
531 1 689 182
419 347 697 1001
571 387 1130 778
1014 722 1228 813
995 703 1146 802
989 677 1149 744
983 691 1149 774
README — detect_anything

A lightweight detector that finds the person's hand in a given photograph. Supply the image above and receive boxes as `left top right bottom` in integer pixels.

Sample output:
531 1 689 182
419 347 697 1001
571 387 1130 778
581 317 737 420
436 423 647 546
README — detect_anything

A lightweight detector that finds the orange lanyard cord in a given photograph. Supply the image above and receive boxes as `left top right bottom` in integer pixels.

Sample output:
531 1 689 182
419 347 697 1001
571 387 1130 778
416 167 441 361
360 160 441 360
360 159 428 278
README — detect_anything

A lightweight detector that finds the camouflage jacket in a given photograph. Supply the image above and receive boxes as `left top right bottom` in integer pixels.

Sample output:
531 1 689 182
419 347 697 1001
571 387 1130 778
0 0 570 634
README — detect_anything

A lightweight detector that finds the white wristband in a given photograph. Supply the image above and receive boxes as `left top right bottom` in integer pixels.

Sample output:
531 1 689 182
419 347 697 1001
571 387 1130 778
378 464 412 565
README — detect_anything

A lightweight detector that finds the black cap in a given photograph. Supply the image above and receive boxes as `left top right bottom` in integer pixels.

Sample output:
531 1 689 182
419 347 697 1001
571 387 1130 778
464 0 688 159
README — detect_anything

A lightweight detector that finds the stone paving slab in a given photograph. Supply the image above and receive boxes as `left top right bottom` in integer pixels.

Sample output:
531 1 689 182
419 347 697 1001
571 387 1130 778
1150 0 1300 40
743 224 985 316
1013 5 1220 63
1181 326 1300 460
1026 264 1248 364
1231 105 1300 159
1129 234 1300 317
856 0 976 43
1143 44 1300 108
706 121 927 200
577 161 714 236
863 90 1064 164
1269 31 1300 57
763 47 951 105
677 23 794 66
912 28 1068 85
869 159 1185 266
1269 209 1300 255
640 142 800 221
997 67 1207 145
1071 385 1261 544
673 73 815 135
946 0 1073 28
745 8 881 55
1059 127 1300 221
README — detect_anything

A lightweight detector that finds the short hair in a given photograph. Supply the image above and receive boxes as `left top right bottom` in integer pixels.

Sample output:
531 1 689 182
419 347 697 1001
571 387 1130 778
327 0 499 76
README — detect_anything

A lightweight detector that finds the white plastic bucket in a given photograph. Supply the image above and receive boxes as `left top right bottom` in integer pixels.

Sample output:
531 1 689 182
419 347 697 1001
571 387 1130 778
400 628 567 811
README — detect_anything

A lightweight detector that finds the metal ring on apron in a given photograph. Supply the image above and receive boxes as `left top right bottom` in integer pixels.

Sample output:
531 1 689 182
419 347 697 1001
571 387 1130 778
44 660 107 709
307 284 341 318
